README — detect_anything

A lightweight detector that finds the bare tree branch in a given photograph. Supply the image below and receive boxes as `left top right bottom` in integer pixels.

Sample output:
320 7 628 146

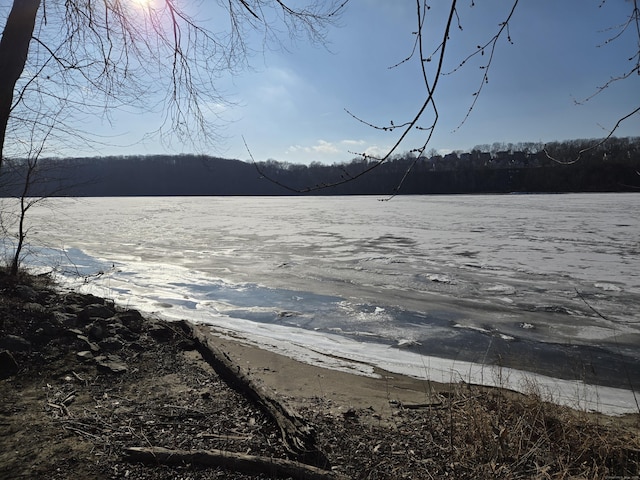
1 0 349 163
545 0 640 164
544 105 640 165
255 0 520 195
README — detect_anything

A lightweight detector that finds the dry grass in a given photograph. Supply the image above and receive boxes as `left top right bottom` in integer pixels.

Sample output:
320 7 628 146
303 381 640 479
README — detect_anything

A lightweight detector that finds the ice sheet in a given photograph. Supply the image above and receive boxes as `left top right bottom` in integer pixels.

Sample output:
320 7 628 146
7 194 640 414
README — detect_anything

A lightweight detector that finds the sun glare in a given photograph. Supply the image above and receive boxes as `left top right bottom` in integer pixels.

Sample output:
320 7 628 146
130 0 152 7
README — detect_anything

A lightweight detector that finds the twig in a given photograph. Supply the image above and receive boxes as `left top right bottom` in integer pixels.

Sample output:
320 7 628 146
62 424 100 440
47 402 70 417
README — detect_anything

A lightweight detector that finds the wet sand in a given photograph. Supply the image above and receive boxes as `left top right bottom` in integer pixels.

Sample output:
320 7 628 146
208 331 447 419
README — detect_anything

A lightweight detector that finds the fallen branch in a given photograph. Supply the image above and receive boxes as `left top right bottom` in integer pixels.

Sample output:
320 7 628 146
47 402 70 417
199 432 254 441
62 425 100 440
393 401 445 410
177 320 330 468
124 446 349 480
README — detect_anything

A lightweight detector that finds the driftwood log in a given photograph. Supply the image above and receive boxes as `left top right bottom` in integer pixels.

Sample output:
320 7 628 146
124 446 349 480
178 320 330 469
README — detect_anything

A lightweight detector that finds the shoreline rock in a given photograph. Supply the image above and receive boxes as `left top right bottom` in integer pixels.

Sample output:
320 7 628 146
0 274 165 378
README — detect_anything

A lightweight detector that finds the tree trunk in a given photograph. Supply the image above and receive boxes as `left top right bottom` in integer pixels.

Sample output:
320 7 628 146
10 195 26 276
178 320 331 469
0 0 41 170
11 159 34 276
124 446 350 480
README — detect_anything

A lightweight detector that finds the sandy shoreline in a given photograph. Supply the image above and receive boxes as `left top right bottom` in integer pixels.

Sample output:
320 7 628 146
207 330 444 419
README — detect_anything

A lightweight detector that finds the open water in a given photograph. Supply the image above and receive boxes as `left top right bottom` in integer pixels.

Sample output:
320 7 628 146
7 194 640 413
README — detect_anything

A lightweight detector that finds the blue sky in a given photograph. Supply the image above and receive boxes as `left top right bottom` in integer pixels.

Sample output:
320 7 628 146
37 1 640 164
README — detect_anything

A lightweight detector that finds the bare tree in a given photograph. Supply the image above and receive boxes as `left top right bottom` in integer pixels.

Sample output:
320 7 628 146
0 0 348 169
7 139 45 277
0 87 76 275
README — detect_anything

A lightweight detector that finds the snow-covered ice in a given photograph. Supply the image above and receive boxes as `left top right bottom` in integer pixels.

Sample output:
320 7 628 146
5 193 639 414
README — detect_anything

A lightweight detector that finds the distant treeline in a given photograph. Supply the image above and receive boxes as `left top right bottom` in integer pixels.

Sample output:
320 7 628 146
1 136 639 196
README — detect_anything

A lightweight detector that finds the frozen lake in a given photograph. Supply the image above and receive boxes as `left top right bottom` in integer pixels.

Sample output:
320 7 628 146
9 194 640 413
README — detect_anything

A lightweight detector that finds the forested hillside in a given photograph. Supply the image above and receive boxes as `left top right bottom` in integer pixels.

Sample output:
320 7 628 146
1 137 638 196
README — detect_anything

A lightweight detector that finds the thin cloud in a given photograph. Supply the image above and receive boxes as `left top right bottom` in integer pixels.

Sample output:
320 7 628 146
341 139 366 146
312 140 339 154
287 139 339 155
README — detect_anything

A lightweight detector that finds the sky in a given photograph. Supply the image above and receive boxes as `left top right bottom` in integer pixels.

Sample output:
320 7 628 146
10 0 640 164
